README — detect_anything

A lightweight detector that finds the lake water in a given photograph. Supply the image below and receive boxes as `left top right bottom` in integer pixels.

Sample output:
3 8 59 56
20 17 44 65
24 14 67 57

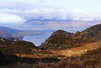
23 32 52 46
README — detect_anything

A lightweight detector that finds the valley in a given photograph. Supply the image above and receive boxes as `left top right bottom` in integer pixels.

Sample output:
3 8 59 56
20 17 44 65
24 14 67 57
0 24 101 68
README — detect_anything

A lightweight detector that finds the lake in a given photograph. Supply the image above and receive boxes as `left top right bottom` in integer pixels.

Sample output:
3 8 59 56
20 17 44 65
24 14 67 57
23 31 52 46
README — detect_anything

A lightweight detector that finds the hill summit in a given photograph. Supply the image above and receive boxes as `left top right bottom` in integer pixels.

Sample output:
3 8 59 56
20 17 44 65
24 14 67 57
40 30 73 49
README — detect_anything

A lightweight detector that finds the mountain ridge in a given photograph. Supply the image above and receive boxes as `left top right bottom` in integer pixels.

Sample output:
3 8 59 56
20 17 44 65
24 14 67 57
40 24 101 49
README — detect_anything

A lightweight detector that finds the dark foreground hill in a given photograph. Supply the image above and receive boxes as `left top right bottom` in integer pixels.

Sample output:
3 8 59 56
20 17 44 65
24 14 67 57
0 38 101 68
44 46 101 68
0 38 36 55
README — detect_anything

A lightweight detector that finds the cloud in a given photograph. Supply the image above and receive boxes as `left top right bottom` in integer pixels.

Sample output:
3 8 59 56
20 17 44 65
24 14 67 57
0 0 101 21
1 0 101 32
0 0 36 9
0 13 25 24
0 8 101 21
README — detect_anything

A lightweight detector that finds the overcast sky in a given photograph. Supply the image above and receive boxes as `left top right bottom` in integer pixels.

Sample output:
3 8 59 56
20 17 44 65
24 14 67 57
0 0 101 31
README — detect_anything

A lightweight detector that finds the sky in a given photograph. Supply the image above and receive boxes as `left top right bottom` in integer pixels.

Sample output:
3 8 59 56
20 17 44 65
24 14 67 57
0 0 101 31
1 0 101 45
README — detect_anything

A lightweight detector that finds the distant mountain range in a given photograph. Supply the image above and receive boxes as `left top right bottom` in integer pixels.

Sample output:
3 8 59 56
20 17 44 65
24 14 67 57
25 18 72 22
0 26 22 40
0 26 49 41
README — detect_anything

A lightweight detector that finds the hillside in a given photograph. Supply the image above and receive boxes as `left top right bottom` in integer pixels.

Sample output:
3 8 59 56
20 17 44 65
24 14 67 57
0 38 36 55
75 24 101 42
1 24 101 68
71 24 101 48
50 46 101 68
0 37 101 68
40 30 74 49
40 24 101 50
